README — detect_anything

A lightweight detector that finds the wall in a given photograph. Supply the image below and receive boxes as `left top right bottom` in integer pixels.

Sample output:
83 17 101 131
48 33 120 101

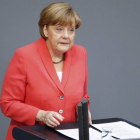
0 0 140 139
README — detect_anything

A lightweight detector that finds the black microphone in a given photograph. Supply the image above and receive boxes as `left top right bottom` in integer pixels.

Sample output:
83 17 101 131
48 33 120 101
78 103 84 140
81 98 89 140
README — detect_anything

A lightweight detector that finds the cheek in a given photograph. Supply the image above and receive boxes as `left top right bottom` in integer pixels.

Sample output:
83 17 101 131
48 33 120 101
54 35 62 43
51 36 60 45
70 36 75 45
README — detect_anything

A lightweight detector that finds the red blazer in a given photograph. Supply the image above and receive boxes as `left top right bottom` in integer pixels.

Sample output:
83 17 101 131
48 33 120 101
0 38 89 140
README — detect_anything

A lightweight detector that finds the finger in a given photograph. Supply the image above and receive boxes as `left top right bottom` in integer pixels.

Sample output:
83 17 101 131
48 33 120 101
42 112 56 127
88 114 92 124
53 112 64 122
89 118 92 125
45 118 57 127
45 121 55 127
88 110 92 125
50 116 60 126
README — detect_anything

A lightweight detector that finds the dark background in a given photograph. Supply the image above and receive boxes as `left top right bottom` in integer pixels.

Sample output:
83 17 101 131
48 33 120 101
0 0 140 139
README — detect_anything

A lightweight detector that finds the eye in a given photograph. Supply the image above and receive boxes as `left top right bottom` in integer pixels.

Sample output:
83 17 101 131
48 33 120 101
56 27 63 33
68 27 75 34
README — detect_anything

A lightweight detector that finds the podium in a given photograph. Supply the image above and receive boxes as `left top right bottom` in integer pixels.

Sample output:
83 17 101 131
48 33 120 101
12 98 90 140
12 118 140 140
12 122 78 140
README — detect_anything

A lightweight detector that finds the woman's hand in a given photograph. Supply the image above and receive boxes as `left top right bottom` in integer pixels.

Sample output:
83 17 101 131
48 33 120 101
36 110 64 127
76 107 92 125
88 110 92 125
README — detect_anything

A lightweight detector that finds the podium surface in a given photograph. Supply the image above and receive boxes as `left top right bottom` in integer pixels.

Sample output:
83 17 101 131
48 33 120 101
13 122 77 140
12 118 140 140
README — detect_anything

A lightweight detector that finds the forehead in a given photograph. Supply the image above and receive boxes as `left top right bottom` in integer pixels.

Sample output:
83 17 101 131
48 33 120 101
48 23 75 30
48 23 75 31
55 23 75 27
50 17 76 27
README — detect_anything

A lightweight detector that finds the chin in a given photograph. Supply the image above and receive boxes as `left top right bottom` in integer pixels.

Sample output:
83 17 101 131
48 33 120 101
58 46 71 53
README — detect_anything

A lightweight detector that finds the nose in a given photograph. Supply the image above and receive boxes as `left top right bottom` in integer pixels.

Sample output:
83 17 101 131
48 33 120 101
62 29 69 38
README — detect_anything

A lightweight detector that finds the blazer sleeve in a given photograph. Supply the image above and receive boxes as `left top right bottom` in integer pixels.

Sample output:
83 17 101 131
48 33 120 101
83 47 90 107
0 49 39 125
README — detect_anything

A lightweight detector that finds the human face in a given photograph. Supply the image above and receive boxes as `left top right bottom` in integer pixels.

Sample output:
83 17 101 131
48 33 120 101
43 23 76 55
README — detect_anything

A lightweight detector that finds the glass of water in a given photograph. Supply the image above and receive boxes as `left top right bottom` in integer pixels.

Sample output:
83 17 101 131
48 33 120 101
101 127 112 140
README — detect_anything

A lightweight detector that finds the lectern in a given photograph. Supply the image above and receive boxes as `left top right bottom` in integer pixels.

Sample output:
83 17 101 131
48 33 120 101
13 118 140 140
12 99 89 140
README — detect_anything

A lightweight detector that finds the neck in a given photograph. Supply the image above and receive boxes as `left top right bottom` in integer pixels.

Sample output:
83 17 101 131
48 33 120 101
46 41 64 63
53 54 65 64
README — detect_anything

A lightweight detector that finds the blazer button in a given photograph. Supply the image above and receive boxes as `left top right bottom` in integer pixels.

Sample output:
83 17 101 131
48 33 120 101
60 95 64 99
59 109 63 114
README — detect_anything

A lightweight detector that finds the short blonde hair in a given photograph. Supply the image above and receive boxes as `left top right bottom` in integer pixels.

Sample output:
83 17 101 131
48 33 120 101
38 2 82 39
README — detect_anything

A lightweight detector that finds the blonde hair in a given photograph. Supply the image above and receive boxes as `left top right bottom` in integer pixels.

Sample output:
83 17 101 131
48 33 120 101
38 2 82 39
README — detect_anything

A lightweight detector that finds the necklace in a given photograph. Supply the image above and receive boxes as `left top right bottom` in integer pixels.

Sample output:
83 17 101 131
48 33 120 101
53 55 65 64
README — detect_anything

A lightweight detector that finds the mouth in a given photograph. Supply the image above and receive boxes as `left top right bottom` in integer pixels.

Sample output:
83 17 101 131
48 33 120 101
59 42 69 44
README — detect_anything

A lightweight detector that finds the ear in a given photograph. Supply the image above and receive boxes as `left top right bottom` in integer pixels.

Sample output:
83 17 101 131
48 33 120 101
43 25 48 37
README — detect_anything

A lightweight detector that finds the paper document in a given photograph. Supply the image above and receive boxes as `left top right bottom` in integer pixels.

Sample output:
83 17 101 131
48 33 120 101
92 121 140 139
57 128 101 140
57 128 115 140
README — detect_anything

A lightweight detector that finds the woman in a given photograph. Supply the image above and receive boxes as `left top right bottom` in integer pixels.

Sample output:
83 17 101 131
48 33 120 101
0 2 91 140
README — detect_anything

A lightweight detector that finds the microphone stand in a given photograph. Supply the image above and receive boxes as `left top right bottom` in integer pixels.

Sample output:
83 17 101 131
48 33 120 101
78 99 89 140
